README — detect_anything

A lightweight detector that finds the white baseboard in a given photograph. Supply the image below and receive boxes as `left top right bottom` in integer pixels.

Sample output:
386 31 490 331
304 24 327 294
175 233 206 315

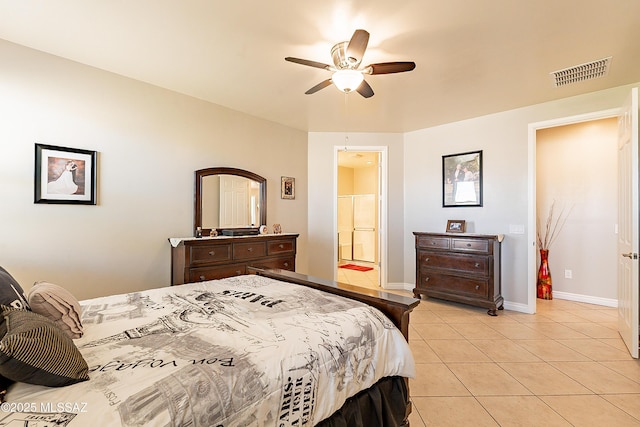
384 284 539 315
380 285 617 311
503 301 533 314
384 282 413 291
552 291 618 308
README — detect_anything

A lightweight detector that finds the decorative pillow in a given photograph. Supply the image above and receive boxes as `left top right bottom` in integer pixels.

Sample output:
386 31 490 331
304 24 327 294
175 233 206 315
0 266 30 310
28 281 83 339
0 305 89 387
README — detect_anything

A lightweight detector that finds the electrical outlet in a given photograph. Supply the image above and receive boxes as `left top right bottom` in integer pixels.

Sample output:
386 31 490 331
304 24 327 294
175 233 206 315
564 269 572 279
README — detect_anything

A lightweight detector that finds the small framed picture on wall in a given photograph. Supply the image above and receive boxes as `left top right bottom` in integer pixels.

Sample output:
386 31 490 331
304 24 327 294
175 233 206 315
281 176 295 199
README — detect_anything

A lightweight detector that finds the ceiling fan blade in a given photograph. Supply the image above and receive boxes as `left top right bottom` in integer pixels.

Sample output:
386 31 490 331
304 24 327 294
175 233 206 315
346 29 370 64
366 61 416 75
305 79 333 95
285 57 332 70
356 80 374 98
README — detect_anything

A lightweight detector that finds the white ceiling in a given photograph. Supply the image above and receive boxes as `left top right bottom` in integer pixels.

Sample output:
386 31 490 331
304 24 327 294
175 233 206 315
1 0 639 133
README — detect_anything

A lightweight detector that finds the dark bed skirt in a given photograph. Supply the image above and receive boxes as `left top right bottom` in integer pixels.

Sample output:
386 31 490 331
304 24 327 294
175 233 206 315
315 376 409 427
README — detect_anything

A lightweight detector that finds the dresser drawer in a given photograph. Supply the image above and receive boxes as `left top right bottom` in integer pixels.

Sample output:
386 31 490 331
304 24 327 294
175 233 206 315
189 244 232 266
417 236 450 250
172 234 299 285
418 272 488 298
190 264 246 282
419 251 488 276
233 242 267 259
451 238 489 253
267 240 295 255
249 257 295 271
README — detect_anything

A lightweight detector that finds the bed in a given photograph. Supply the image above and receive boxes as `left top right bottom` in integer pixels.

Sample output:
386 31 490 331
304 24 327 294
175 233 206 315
2 268 419 426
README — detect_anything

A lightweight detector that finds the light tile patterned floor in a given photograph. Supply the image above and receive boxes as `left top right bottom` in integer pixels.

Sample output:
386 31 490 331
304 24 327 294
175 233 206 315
405 297 640 426
335 265 640 425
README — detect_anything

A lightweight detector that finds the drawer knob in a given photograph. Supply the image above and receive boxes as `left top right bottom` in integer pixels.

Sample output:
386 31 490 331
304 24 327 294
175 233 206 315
425 277 430 282
199 275 205 281
279 244 284 249
475 262 480 268
209 250 216 256
475 285 480 290
247 247 253 252
284 262 289 267
432 242 437 245
425 257 430 262
466 243 472 247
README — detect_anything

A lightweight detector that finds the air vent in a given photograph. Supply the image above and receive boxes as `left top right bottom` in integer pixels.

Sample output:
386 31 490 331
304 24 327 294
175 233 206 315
550 56 612 87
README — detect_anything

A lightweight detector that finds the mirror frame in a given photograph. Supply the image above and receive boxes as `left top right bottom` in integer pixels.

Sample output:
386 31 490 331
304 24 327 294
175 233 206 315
194 167 267 236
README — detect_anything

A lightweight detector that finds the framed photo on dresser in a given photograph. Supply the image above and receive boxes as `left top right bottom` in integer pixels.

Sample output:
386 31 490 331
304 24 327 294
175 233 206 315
34 143 97 205
446 220 466 233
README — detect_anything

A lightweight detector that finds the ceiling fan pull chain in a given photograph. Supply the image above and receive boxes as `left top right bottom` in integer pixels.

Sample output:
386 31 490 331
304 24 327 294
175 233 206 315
344 92 350 148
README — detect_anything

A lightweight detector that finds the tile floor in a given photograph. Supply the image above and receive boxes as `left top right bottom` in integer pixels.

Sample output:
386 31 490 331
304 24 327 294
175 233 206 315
335 264 640 425
336 261 380 288
405 297 640 426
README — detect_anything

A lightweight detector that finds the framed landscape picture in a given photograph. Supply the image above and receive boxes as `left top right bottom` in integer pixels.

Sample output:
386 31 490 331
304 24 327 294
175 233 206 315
34 143 97 205
442 150 483 207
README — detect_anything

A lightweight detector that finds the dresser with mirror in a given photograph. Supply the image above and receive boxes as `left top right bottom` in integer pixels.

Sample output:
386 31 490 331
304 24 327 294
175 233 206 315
170 167 298 285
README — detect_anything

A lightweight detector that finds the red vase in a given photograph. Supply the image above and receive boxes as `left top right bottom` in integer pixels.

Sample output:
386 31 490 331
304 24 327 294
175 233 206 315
537 249 553 299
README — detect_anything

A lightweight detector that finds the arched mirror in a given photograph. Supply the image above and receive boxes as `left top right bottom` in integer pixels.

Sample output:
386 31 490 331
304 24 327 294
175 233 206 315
194 167 267 236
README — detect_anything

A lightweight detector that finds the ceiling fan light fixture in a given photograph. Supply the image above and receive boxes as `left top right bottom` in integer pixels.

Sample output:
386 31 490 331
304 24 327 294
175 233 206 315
286 29 416 98
332 70 364 93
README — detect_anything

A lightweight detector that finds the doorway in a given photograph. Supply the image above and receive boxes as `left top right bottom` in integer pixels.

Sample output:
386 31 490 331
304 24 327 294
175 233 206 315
335 147 386 289
528 109 620 314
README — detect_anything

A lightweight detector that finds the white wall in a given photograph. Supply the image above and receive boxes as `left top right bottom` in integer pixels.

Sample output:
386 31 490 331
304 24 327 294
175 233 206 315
308 133 404 284
404 84 639 308
0 40 308 300
537 118 618 300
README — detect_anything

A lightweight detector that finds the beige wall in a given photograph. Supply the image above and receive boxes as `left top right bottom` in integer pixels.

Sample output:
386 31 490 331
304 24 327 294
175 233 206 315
0 39 308 300
404 84 638 308
3 38 637 310
536 118 618 300
354 165 378 195
337 166 354 195
310 85 639 307
338 164 378 195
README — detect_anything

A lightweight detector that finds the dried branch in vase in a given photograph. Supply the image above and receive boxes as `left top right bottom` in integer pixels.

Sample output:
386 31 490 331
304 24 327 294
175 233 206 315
537 200 573 250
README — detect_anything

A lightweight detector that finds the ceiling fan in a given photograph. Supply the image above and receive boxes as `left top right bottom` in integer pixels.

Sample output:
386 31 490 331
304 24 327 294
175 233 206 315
285 29 416 98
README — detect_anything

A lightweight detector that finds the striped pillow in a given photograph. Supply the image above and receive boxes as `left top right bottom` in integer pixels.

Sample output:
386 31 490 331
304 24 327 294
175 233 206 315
0 305 89 386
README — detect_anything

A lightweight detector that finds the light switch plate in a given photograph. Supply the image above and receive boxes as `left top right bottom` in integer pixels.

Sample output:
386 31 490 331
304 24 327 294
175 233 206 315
509 224 525 234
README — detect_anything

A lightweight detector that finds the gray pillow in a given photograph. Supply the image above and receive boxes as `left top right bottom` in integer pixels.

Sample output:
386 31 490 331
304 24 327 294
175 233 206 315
0 266 29 310
0 305 89 387
28 282 83 339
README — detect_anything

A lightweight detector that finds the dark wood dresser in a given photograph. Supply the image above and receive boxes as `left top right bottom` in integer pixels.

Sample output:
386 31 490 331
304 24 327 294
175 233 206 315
170 233 298 285
413 232 503 315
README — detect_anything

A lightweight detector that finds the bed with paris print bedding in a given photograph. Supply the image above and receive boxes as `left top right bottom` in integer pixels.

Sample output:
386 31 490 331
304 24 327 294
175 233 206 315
4 273 415 426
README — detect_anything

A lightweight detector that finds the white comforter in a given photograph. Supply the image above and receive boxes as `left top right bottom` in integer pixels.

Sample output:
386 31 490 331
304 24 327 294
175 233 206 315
4 275 415 426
